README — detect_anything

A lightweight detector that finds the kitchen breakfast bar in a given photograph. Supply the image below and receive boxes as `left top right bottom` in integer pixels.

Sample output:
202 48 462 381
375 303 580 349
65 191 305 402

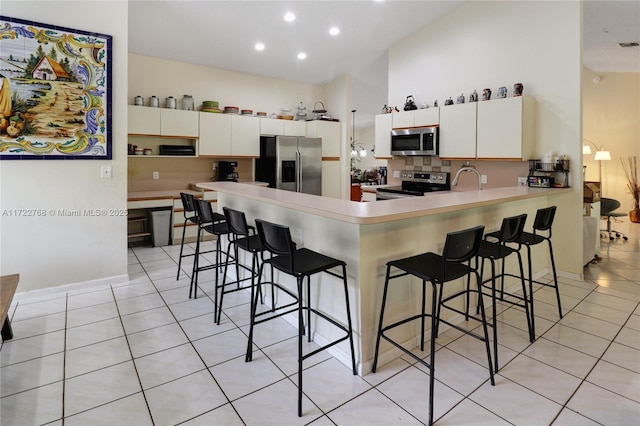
197 181 571 374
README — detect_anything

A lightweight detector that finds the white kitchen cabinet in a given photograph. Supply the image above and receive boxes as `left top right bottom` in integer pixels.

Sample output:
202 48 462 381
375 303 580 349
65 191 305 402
476 96 535 160
128 106 199 137
199 113 232 156
392 111 414 129
231 115 260 156
374 113 392 158
391 108 440 129
260 118 283 135
414 108 440 127
306 120 341 158
261 118 307 137
438 103 477 159
160 109 199 137
128 105 160 135
283 120 306 137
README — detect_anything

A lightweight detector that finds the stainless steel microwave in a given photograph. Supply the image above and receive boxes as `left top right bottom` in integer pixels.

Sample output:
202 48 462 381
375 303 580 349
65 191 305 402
390 126 439 156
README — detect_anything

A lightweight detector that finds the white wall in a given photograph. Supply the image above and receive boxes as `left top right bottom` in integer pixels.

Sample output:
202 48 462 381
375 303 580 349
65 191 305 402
129 54 322 118
0 1 129 292
388 1 584 275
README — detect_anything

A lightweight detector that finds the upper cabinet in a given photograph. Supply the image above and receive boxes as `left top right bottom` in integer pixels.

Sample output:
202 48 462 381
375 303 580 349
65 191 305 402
128 106 198 137
160 109 199 138
231 115 260 156
199 113 260 157
306 120 341 158
476 96 535 160
128 106 160 135
374 113 392 158
199 113 231 156
438 103 477 159
260 118 306 137
392 108 439 129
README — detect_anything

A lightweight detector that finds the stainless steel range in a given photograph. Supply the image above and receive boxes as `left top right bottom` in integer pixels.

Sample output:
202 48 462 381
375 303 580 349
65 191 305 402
376 171 450 200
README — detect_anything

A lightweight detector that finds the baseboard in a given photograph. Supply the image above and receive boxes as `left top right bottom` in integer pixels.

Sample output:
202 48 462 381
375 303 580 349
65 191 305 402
13 274 130 302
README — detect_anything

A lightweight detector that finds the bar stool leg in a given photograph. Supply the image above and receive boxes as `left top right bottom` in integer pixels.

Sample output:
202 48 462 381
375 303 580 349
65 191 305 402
420 280 427 352
341 264 357 375
428 281 438 426
547 240 562 318
177 218 188 280
372 266 392 373
474 270 495 385
516 251 534 342
297 276 304 417
189 226 202 299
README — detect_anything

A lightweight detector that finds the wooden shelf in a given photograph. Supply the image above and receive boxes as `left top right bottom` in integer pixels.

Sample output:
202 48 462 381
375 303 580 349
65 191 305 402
128 232 151 239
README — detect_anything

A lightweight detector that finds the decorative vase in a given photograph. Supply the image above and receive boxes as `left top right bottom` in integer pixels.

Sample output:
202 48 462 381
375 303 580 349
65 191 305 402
630 208 640 223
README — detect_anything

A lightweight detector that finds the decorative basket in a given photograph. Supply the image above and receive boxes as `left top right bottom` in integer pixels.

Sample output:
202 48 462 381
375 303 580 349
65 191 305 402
312 101 327 120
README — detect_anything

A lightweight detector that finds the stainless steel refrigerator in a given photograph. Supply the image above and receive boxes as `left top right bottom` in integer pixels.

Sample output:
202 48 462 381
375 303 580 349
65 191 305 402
256 136 322 195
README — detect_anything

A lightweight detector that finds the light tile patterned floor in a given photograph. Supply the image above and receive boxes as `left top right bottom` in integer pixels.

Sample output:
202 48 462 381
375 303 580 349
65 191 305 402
1 218 639 425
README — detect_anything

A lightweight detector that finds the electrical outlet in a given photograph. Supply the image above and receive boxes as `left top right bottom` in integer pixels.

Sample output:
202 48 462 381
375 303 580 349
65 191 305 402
393 170 400 178
293 228 303 244
518 177 528 186
481 174 487 184
152 171 159 180
100 165 112 178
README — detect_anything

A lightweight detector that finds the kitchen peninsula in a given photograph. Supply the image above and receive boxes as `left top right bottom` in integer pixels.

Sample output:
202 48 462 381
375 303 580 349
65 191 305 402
198 181 570 374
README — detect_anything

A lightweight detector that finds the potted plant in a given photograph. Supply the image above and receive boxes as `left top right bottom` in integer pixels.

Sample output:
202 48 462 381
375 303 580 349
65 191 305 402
621 156 640 223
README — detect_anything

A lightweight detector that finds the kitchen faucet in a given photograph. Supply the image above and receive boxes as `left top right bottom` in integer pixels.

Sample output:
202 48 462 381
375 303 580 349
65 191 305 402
452 163 483 190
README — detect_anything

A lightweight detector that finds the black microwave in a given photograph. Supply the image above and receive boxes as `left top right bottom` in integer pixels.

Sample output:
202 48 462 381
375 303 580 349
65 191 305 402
390 126 439 156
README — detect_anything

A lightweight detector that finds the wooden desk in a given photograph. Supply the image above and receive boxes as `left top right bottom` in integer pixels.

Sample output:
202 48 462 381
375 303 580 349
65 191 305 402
1 274 19 341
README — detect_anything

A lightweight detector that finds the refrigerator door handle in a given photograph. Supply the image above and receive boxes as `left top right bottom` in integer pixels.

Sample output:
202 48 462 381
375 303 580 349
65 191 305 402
296 150 301 192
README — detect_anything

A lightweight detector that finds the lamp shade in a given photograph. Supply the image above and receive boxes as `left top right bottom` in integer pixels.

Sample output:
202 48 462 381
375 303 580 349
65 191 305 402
594 150 611 161
583 145 592 154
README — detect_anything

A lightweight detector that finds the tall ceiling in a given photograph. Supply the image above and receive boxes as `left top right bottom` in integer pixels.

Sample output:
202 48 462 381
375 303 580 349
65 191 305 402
129 1 640 86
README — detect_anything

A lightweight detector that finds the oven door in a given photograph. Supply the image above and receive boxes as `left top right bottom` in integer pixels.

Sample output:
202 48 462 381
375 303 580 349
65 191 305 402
376 188 424 200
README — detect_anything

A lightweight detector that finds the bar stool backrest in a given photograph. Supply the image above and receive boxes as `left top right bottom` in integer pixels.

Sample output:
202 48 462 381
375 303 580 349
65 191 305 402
256 219 297 271
180 192 197 219
498 214 528 244
223 207 250 237
195 199 215 224
443 225 485 263
532 206 556 236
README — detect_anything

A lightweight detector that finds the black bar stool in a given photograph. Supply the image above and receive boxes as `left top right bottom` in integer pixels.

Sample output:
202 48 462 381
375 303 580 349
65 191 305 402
190 199 229 301
518 206 562 335
475 214 531 371
484 207 561 340
216 207 272 325
246 219 357 417
372 225 494 426
176 192 199 280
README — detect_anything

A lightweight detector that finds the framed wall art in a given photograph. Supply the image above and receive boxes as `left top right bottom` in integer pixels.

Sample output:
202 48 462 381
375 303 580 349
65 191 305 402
0 16 112 159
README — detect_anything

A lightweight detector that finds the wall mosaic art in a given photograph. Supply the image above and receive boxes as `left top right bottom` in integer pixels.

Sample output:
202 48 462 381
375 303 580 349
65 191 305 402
0 16 112 159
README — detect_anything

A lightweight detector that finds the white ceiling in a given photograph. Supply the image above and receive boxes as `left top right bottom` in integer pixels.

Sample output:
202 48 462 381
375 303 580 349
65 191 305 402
128 1 640 87
583 0 640 72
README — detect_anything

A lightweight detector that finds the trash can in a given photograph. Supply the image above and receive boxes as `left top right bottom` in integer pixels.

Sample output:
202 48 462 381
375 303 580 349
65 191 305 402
150 208 172 247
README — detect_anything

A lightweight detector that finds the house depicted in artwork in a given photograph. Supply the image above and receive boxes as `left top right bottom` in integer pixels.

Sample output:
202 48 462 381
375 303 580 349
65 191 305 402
32 55 70 81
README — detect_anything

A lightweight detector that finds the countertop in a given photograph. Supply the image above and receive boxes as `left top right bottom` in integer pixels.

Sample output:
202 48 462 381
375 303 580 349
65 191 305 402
127 189 202 201
127 181 268 201
196 181 571 225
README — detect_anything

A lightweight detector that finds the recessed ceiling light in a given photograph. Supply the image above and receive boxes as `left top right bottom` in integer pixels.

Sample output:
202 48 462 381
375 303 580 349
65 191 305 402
254 42 265 51
329 26 340 36
297 52 307 60
284 12 296 22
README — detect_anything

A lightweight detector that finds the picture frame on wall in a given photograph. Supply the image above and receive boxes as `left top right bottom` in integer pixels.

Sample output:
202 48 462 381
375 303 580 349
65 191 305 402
0 16 112 160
